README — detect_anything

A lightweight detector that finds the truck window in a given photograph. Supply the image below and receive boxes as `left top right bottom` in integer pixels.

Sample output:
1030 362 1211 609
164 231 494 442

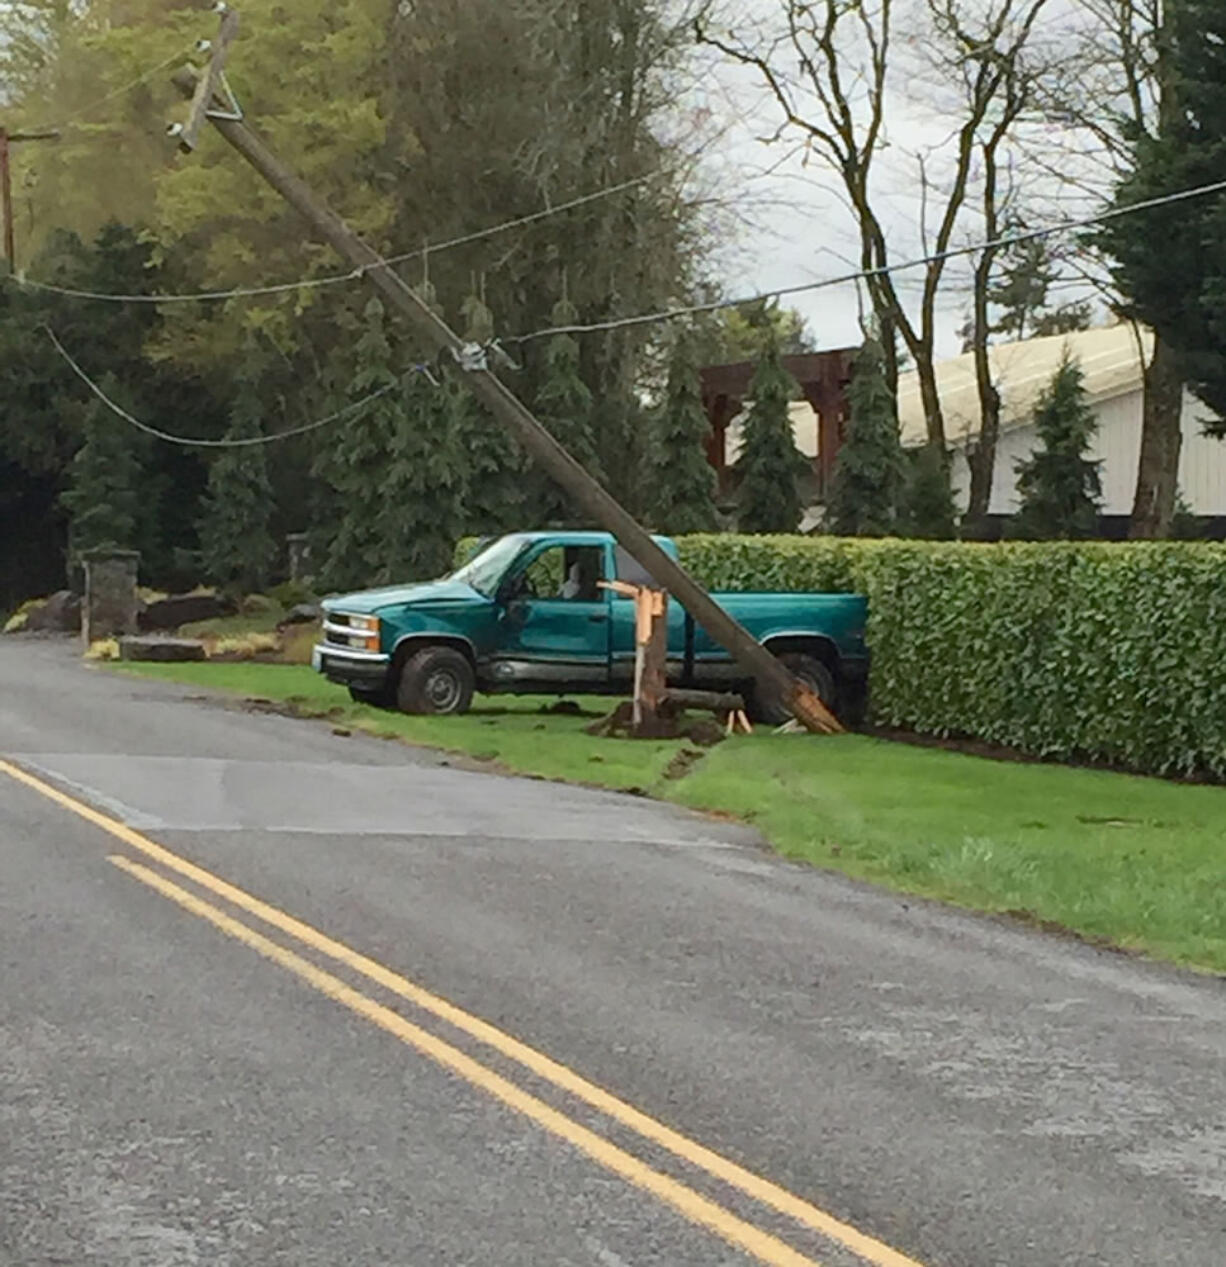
613 546 655 590
521 545 605 602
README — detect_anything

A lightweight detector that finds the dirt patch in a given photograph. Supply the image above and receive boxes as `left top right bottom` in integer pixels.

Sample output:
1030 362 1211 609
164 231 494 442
538 699 604 718
662 747 708 782
585 703 728 747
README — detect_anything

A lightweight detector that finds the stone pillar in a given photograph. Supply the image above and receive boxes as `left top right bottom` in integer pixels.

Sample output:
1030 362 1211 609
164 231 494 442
82 550 140 646
286 533 312 583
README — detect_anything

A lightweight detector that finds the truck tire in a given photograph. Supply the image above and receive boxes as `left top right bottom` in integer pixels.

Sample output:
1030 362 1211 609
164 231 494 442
395 646 475 716
751 652 837 727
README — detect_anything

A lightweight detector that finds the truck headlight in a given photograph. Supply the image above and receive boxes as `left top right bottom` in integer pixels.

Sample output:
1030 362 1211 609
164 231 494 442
348 614 380 650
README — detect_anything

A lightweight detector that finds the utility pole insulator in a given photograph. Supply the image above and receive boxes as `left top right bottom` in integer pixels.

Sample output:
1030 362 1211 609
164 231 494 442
453 343 490 373
178 7 240 153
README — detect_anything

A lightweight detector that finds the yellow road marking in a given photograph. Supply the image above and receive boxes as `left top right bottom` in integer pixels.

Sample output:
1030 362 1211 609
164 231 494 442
1 757 925 1267
107 854 822 1267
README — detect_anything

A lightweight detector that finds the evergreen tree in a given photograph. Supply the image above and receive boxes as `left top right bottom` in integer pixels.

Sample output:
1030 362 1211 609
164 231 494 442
389 363 468 581
646 330 718 533
315 300 402 591
317 297 467 590
1098 0 1226 428
708 299 814 362
1011 354 1103 539
1031 302 1093 338
60 379 143 558
1168 489 1204 539
199 347 276 594
988 229 1059 342
735 336 805 534
826 338 905 536
454 289 528 533
900 444 958 540
534 295 602 524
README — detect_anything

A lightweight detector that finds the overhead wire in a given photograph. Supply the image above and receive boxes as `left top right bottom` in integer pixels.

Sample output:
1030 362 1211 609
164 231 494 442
24 46 194 136
44 325 399 449
24 44 658 449
44 174 1226 448
13 175 659 306
507 176 1226 345
28 39 1226 450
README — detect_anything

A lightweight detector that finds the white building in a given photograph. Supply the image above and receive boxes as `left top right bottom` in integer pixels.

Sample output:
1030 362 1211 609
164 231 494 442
897 325 1226 518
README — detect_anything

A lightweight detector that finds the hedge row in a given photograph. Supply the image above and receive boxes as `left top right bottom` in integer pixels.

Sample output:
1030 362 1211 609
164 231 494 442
686 536 1226 779
453 533 1226 777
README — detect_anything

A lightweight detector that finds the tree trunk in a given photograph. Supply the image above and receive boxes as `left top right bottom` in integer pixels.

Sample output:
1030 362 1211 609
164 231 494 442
915 347 946 449
880 311 900 397
964 393 1001 538
1129 335 1184 539
965 261 1003 535
964 134 1005 536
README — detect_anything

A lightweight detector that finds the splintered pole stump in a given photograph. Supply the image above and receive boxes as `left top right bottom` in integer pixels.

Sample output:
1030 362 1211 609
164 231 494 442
601 580 669 737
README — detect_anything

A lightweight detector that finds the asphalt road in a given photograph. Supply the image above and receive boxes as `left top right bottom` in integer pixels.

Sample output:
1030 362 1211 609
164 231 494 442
3 636 1225 1266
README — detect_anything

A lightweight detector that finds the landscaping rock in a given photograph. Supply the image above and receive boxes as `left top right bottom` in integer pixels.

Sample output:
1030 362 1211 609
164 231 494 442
139 592 236 631
118 636 207 663
21 591 81 633
240 593 280 617
280 602 322 626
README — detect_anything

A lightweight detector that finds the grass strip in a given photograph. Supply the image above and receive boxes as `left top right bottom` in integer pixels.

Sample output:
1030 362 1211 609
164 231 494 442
110 661 1226 974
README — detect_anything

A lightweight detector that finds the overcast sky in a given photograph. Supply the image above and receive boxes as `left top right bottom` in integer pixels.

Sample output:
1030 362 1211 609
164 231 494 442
688 0 1112 361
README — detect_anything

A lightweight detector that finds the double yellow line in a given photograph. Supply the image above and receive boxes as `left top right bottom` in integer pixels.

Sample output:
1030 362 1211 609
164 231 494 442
1 758 925 1267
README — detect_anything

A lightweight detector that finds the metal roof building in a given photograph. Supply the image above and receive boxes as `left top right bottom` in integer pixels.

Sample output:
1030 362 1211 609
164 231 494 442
897 325 1226 517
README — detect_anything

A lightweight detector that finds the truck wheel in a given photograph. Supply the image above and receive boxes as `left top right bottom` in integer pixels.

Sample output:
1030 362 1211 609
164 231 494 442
752 652 837 727
396 646 475 716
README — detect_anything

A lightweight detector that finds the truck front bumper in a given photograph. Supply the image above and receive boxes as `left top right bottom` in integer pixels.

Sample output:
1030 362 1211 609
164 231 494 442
312 643 391 687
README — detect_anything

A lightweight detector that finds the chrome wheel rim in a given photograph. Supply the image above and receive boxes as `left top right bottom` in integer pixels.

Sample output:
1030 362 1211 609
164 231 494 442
426 668 462 712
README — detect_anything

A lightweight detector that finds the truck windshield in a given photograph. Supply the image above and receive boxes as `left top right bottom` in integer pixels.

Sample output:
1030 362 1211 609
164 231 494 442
449 535 528 598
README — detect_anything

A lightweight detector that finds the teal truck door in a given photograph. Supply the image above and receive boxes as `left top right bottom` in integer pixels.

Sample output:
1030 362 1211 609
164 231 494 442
495 541 611 685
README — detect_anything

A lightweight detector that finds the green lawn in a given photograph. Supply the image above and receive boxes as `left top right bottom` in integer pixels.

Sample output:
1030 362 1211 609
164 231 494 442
180 607 286 639
111 661 1226 974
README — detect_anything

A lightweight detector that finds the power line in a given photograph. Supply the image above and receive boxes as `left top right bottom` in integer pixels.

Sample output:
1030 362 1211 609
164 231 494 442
26 47 193 136
509 176 1226 344
14 175 657 306
44 325 397 448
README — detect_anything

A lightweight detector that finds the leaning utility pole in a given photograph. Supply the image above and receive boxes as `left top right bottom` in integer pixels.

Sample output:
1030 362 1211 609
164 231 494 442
171 12 842 735
0 127 59 267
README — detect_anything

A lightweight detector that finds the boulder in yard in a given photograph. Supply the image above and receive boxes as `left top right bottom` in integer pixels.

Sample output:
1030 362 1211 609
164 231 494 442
118 636 207 663
22 591 82 634
240 593 280 616
139 592 236 631
279 602 322 627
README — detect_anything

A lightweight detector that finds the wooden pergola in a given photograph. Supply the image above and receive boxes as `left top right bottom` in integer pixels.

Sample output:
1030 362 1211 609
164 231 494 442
700 349 857 498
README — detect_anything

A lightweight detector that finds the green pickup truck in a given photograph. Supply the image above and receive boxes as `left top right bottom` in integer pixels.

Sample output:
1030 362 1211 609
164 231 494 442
312 531 868 720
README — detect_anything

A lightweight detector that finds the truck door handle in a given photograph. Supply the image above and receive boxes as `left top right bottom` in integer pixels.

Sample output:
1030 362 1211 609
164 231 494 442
588 613 608 623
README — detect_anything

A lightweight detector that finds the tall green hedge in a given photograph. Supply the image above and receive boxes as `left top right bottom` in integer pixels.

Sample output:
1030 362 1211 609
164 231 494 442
680 536 1226 779
453 532 1226 777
